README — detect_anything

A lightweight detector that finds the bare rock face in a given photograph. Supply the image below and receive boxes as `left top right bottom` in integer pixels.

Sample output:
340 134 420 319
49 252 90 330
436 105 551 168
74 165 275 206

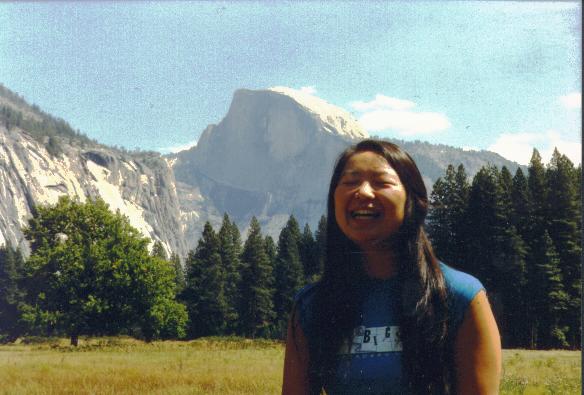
0 126 187 257
173 88 368 237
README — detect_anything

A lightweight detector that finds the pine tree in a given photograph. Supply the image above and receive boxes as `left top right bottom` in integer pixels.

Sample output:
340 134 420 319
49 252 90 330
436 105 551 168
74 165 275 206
545 149 581 347
169 252 185 294
524 149 552 348
527 149 548 238
314 215 327 278
264 235 277 291
428 164 469 268
239 217 275 338
0 243 26 342
511 168 531 242
182 222 228 337
508 167 532 347
464 166 501 284
273 215 305 338
299 223 317 279
499 166 513 212
465 165 527 346
428 174 452 262
218 214 242 334
495 166 528 347
529 231 569 348
264 235 277 265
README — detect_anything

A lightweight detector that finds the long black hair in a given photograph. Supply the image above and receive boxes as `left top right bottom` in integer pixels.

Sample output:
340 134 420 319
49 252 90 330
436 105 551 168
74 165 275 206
307 139 451 394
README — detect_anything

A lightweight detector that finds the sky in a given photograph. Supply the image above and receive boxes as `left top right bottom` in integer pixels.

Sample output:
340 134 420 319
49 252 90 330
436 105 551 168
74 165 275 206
0 1 581 165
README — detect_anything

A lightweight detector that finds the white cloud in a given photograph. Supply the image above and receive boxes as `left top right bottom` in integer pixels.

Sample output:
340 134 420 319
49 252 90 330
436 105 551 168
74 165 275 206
159 140 198 154
299 86 317 95
359 109 451 135
488 130 581 165
350 94 450 136
350 94 415 112
559 92 581 109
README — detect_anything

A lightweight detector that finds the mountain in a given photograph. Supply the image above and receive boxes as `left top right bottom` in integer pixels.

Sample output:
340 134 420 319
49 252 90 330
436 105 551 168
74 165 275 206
172 87 521 237
0 85 187 257
172 88 368 237
0 84 522 258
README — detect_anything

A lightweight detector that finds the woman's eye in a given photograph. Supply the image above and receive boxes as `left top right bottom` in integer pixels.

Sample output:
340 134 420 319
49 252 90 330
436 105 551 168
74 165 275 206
376 180 399 187
341 180 359 186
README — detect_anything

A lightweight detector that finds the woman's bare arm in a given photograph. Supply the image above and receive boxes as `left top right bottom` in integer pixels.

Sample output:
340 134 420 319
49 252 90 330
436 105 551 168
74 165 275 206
454 290 502 394
282 310 310 395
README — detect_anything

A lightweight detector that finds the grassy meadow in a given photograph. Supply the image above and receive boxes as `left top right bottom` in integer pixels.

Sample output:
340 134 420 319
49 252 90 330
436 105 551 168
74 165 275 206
0 337 580 394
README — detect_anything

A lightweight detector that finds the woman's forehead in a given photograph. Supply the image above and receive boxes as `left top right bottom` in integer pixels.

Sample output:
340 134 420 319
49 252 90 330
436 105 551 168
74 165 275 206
342 151 397 174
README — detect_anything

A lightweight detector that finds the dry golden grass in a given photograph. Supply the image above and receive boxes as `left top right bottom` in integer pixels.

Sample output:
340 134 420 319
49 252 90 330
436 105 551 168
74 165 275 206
0 337 580 394
500 349 581 395
0 337 284 395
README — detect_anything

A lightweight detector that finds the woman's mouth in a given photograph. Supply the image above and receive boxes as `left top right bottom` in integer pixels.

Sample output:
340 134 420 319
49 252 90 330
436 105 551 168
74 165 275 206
350 209 381 219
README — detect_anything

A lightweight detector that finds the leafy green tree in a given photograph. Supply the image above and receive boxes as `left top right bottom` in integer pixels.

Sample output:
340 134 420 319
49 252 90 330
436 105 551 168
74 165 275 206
23 196 186 345
182 222 228 337
239 217 275 338
218 214 242 334
151 240 168 260
273 216 305 338
0 243 26 342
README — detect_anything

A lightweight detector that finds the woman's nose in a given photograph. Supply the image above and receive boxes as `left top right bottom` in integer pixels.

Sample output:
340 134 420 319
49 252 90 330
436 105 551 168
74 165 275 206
356 181 375 198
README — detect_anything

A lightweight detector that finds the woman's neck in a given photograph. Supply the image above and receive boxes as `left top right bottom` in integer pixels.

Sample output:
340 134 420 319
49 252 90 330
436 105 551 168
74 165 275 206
360 242 398 279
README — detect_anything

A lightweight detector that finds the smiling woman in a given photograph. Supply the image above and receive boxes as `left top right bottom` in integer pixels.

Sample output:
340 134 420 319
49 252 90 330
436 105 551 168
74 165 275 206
282 139 502 395
333 151 406 277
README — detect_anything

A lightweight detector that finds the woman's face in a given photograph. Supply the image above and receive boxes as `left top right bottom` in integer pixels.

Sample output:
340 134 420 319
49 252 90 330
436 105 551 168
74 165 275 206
334 150 407 249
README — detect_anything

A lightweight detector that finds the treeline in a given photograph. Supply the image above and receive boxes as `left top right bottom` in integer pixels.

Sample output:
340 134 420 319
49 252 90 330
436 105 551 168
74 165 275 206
0 84 163 157
0 147 580 349
0 196 326 344
180 214 326 339
0 95 98 157
428 148 581 349
0 198 188 345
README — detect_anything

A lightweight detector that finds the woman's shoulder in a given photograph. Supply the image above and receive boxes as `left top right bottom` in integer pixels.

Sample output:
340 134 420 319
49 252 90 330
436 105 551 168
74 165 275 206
439 262 484 301
439 262 485 329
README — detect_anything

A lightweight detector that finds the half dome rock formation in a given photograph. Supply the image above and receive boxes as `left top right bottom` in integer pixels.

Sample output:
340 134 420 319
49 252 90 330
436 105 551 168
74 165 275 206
173 88 368 235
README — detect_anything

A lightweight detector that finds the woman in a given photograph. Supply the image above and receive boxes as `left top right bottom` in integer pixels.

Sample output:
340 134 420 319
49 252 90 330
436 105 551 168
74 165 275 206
282 140 501 394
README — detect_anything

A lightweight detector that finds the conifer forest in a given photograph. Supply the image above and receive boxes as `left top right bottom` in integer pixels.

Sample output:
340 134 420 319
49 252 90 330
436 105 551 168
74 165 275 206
0 148 580 350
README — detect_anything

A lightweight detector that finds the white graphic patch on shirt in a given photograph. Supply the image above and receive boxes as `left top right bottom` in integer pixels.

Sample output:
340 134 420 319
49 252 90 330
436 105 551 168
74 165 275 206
339 325 402 354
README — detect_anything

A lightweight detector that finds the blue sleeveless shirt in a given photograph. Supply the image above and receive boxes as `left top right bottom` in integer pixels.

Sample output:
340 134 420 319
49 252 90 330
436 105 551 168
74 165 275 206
294 263 484 394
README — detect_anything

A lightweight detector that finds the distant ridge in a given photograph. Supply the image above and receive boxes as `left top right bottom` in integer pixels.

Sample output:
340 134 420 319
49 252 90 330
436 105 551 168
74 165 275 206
1 83 523 257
